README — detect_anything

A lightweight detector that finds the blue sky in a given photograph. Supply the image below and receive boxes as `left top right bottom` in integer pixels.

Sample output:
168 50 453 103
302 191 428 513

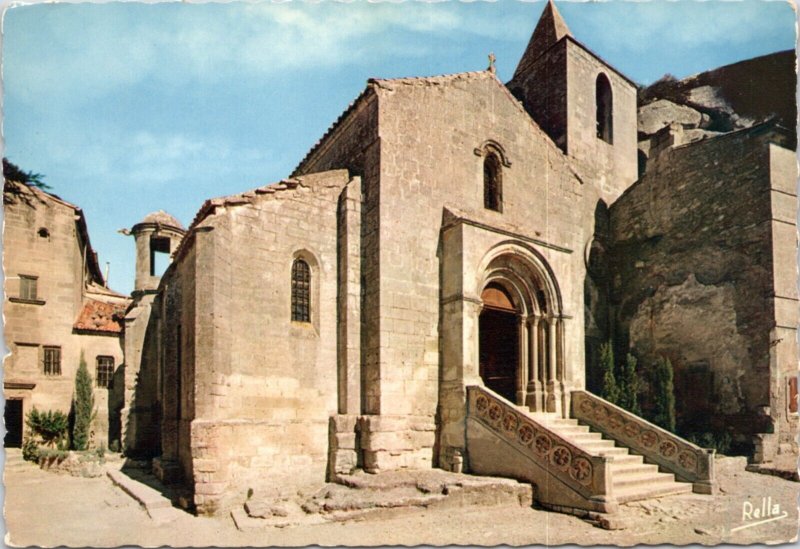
3 0 796 295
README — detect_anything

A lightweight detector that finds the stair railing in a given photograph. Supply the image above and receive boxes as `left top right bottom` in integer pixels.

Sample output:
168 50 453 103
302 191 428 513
571 390 715 494
467 385 615 505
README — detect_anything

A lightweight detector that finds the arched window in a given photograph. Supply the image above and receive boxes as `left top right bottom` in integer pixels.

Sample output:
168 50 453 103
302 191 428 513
291 259 311 322
595 73 613 144
483 153 502 212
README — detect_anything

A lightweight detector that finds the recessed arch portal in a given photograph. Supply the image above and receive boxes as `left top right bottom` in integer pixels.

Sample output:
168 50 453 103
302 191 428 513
475 242 567 413
479 283 520 402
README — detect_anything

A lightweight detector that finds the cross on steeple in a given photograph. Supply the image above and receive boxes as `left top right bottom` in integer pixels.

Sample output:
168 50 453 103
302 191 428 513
488 52 496 74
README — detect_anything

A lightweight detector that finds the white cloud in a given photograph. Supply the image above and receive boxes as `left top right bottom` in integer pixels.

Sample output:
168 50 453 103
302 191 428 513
4 1 540 110
4 2 507 106
38 127 275 192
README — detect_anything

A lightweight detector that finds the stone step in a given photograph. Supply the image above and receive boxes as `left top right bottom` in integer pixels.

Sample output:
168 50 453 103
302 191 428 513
562 431 604 442
549 424 591 434
107 469 177 521
573 438 618 447
612 471 676 490
614 480 693 504
595 447 631 457
607 453 644 465
610 462 659 476
231 471 536 530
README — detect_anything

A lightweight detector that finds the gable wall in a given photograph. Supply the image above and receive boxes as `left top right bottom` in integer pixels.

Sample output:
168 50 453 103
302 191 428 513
373 75 599 467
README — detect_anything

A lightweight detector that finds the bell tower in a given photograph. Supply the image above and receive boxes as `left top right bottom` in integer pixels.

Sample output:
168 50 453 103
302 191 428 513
129 211 185 294
507 0 638 202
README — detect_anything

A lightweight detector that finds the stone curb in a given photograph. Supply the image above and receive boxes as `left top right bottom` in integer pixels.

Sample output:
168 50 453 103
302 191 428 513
107 469 174 518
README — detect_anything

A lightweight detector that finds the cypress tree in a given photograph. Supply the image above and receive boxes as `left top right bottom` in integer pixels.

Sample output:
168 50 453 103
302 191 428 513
599 341 620 404
72 351 95 451
652 356 676 432
619 353 641 415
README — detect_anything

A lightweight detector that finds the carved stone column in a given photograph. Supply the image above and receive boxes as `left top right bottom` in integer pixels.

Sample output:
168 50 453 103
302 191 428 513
517 314 528 406
556 316 571 416
546 316 560 414
526 315 545 411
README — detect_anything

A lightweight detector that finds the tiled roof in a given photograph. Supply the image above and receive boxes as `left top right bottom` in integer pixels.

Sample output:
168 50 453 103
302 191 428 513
73 298 128 334
369 70 493 87
173 174 330 264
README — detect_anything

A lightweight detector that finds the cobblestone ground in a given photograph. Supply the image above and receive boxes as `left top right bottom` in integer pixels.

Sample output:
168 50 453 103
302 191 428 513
4 451 798 547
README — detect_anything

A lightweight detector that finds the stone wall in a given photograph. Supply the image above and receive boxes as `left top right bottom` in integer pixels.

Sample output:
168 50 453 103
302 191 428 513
122 294 162 456
160 170 354 514
564 40 638 203
294 92 380 416
507 40 569 151
608 125 797 458
3 182 125 448
508 38 638 204
763 142 799 460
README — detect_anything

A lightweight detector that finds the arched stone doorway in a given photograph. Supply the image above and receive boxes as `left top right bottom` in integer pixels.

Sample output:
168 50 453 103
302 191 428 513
476 244 566 413
479 283 519 402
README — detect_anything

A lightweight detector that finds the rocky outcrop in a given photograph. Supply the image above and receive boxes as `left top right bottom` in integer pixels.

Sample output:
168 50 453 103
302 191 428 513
640 50 795 134
638 99 708 136
636 50 795 174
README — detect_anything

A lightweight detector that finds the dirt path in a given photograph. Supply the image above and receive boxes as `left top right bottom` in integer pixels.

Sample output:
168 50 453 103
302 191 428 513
4 452 797 547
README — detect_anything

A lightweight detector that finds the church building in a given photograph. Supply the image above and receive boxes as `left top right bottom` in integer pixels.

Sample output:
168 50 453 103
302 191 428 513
124 1 797 515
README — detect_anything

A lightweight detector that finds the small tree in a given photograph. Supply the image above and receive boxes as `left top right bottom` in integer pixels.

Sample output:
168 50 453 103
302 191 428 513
25 408 69 448
652 356 676 432
599 341 620 404
72 352 96 450
618 353 642 415
2 158 49 189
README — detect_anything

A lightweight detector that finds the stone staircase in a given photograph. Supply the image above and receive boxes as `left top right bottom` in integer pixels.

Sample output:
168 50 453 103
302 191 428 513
3 448 28 475
466 386 715 515
527 413 692 504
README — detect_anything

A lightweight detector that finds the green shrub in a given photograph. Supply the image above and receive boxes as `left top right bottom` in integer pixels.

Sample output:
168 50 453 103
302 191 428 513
686 431 732 455
72 351 96 451
22 437 40 462
599 341 620 404
25 408 69 448
109 439 120 453
652 356 676 432
38 447 69 461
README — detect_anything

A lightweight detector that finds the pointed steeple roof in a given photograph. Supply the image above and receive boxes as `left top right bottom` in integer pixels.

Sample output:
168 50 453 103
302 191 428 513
513 0 572 78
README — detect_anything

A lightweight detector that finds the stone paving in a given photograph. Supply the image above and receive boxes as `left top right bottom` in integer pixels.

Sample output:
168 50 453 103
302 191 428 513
4 450 798 547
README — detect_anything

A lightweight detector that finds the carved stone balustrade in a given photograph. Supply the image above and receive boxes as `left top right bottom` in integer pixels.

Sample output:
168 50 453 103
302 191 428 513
571 390 716 494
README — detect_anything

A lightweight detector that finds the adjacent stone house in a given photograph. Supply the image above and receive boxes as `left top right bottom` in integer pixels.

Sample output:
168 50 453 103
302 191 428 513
3 178 129 448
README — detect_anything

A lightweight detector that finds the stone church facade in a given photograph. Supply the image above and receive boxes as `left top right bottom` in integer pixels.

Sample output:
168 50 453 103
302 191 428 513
113 1 797 515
